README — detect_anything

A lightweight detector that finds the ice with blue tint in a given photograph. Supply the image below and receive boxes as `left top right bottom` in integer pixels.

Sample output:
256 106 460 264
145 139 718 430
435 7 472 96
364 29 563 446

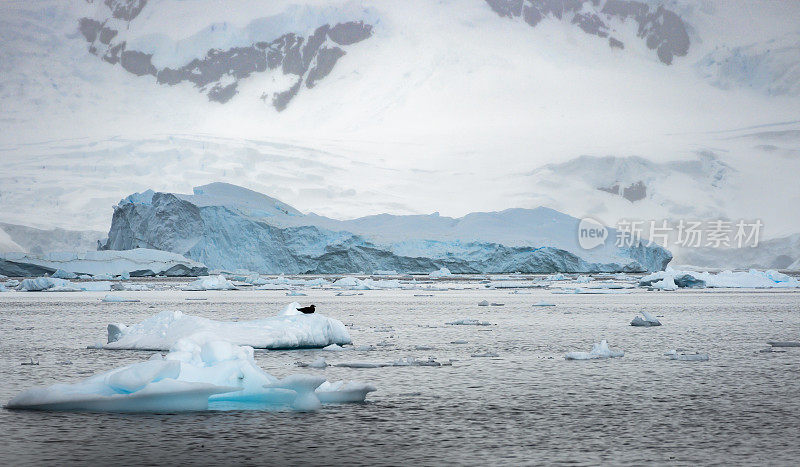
564 340 624 360
630 311 661 327
102 302 351 350
6 339 374 412
640 268 800 289
182 274 237 291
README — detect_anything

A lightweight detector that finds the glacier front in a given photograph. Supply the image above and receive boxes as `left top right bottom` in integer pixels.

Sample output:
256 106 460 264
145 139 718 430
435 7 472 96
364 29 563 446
102 182 671 274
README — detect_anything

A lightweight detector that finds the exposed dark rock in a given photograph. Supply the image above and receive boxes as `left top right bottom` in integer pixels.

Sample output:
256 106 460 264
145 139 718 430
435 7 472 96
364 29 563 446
273 78 303 111
328 21 373 46
79 3 373 110
609 37 624 49
622 180 647 202
104 0 148 22
307 47 346 88
120 50 156 76
598 181 647 202
208 82 238 103
484 0 690 64
78 18 102 42
98 26 117 45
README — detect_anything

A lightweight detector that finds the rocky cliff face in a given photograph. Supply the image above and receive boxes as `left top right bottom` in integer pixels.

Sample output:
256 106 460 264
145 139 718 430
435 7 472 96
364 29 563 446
484 0 690 64
78 0 373 108
103 184 672 273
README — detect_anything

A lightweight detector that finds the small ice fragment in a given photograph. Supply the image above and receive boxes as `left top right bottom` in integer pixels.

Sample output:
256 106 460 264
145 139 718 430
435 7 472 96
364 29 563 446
767 341 800 348
490 303 504 306
322 344 345 351
630 311 661 327
532 301 556 307
470 352 499 358
564 340 624 360
664 349 709 361
450 340 468 344
478 300 489 306
447 319 491 326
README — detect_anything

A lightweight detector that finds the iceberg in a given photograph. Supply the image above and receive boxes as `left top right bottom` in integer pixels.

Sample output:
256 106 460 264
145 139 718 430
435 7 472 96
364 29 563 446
630 311 662 327
665 349 709 361
52 269 78 279
103 184 672 274
478 300 489 306
564 340 624 360
650 277 678 291
102 303 351 350
0 249 207 278
532 301 556 307
429 267 453 279
182 275 237 291
6 339 375 412
640 268 800 289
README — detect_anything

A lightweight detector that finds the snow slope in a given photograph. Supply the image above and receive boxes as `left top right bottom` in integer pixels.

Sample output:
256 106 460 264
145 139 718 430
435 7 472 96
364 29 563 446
0 0 799 269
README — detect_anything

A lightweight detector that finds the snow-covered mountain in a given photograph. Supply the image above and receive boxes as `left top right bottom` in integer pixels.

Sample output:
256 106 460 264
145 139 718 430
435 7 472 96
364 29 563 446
1 0 799 269
103 183 671 273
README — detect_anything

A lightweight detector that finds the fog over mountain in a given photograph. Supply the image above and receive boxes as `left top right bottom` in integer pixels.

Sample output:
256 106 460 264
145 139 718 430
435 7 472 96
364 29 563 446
1 0 799 268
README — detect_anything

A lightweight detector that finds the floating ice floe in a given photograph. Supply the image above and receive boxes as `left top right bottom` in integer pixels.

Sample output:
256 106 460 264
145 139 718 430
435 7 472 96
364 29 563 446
101 302 351 350
335 356 449 368
478 300 489 306
285 291 307 296
102 294 141 303
332 277 401 290
296 357 328 369
428 267 453 279
564 340 624 360
552 287 634 294
112 283 151 291
640 268 800 289
6 339 374 412
767 341 800 348
630 311 662 327
532 301 556 307
15 277 112 292
650 277 678 291
545 273 569 281
182 275 237 291
490 302 504 306
447 318 491 326
487 281 547 289
52 269 78 279
470 351 499 358
575 275 591 283
322 344 345 351
665 349 709 361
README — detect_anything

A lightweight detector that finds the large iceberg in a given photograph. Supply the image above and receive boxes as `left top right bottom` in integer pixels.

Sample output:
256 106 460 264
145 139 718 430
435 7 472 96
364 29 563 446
102 183 672 274
640 268 800 289
6 339 375 412
102 303 351 350
0 248 207 277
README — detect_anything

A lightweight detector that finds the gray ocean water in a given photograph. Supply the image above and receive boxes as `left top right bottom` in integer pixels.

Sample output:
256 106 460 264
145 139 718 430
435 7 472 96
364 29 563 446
1 285 799 466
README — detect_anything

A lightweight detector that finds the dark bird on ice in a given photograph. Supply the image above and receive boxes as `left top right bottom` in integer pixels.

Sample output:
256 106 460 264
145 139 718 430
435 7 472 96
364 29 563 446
296 304 316 314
